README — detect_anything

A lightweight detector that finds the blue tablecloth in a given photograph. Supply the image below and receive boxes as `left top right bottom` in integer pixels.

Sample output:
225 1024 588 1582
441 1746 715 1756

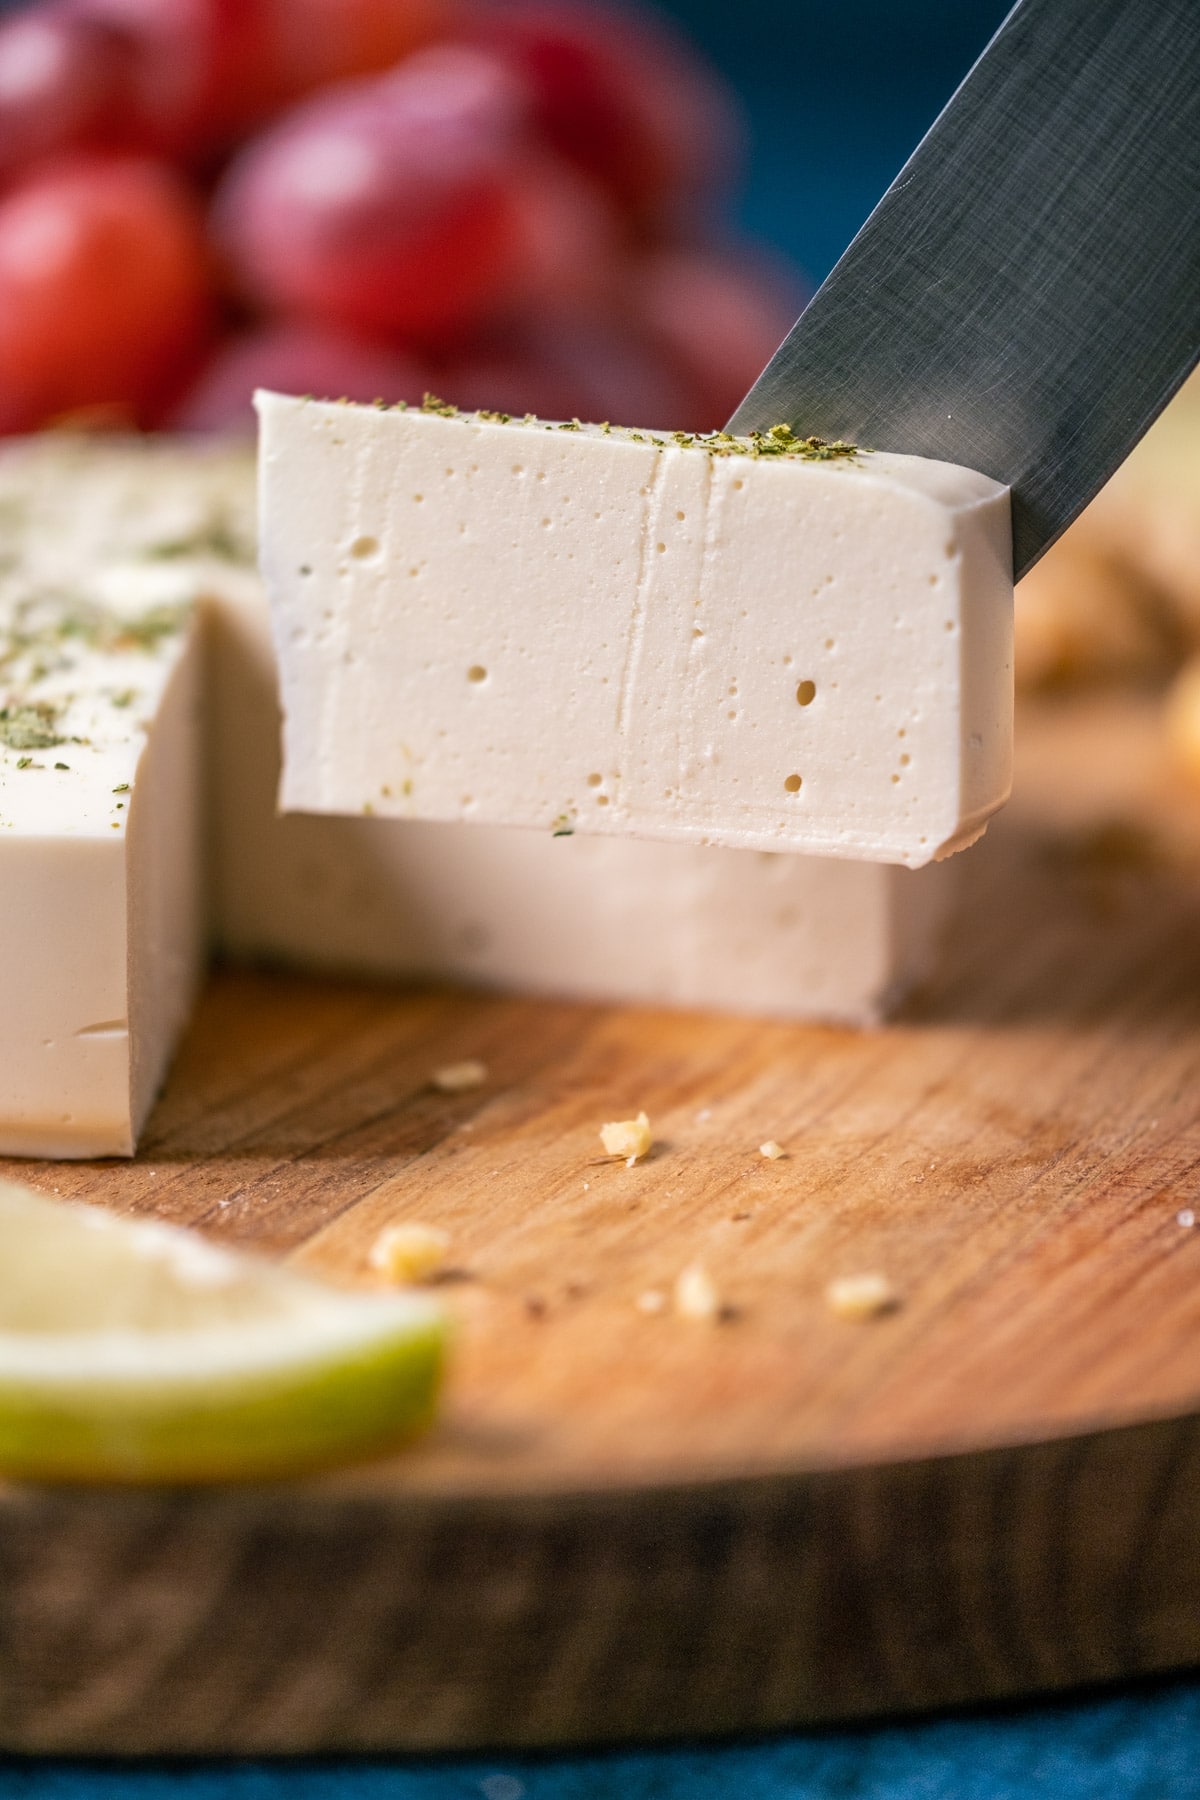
2 1676 1199 1799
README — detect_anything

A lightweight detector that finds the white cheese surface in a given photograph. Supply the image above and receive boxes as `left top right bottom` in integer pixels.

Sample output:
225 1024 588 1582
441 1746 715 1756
259 395 1014 867
211 568 956 1023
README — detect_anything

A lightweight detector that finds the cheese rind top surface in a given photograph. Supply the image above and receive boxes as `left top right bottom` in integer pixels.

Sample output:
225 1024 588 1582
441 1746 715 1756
260 394 1013 866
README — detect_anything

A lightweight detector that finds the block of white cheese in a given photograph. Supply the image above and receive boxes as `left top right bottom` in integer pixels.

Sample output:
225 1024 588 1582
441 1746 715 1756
0 437 963 1162
210 546 957 1022
0 439 207 1157
258 394 1014 867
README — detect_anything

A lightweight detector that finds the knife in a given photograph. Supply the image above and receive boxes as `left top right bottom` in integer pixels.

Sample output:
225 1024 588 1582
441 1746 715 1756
727 0 1200 579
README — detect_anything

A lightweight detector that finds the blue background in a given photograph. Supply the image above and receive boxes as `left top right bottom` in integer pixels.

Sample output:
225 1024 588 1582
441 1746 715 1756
657 0 1011 282
2 0 1197 1791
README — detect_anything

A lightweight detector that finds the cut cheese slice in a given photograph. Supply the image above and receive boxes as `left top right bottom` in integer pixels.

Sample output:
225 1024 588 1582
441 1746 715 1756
209 555 958 1023
258 394 1014 867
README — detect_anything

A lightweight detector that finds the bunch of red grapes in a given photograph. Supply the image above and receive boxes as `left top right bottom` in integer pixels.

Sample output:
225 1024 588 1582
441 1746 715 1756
0 0 805 437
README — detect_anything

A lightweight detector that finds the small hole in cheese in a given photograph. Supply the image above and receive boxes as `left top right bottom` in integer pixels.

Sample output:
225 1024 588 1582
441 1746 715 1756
783 773 803 793
467 665 487 683
796 679 816 706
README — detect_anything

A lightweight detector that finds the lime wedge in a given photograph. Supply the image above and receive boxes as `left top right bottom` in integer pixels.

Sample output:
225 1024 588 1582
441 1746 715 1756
0 1180 445 1483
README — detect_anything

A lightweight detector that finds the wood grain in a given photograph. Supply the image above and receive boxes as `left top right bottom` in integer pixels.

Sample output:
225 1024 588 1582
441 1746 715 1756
4 692 1200 1752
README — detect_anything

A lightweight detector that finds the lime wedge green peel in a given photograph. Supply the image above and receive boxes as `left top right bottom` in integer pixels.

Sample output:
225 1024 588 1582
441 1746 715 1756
0 1180 446 1484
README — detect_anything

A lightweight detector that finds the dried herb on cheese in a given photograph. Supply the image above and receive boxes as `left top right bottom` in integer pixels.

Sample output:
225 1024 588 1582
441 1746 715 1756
0 701 65 750
417 402 864 464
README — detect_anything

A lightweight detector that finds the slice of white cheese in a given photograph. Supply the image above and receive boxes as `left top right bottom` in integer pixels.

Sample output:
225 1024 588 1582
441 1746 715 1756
0 439 209 1157
257 394 1014 867
0 437 965 1161
210 565 957 1023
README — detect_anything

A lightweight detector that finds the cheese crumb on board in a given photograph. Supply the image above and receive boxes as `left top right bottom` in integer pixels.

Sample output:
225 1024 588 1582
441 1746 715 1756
368 1222 451 1284
431 1059 488 1093
759 1139 787 1159
636 1288 667 1315
674 1262 722 1321
825 1272 898 1320
258 393 1013 870
599 1111 652 1163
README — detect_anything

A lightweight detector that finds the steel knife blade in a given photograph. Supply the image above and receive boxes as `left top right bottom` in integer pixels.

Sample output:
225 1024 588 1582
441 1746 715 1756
727 0 1200 579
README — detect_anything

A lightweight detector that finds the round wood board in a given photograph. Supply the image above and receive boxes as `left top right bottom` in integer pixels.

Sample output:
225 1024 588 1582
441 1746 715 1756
4 693 1200 1755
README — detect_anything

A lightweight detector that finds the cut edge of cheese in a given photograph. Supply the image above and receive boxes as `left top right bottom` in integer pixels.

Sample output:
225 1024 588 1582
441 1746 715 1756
126 623 206 1154
258 393 1014 870
0 620 205 1160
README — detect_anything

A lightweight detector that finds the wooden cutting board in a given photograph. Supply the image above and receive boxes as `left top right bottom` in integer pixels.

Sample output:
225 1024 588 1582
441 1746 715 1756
4 692 1200 1756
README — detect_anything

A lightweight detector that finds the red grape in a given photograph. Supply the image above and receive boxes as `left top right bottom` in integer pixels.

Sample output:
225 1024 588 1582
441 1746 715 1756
67 0 278 157
430 339 586 422
437 313 697 428
172 323 431 433
72 0 459 159
264 0 454 99
497 153 623 320
0 156 210 434
634 245 806 428
463 1 743 226
0 8 134 179
214 45 615 346
523 313 699 427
